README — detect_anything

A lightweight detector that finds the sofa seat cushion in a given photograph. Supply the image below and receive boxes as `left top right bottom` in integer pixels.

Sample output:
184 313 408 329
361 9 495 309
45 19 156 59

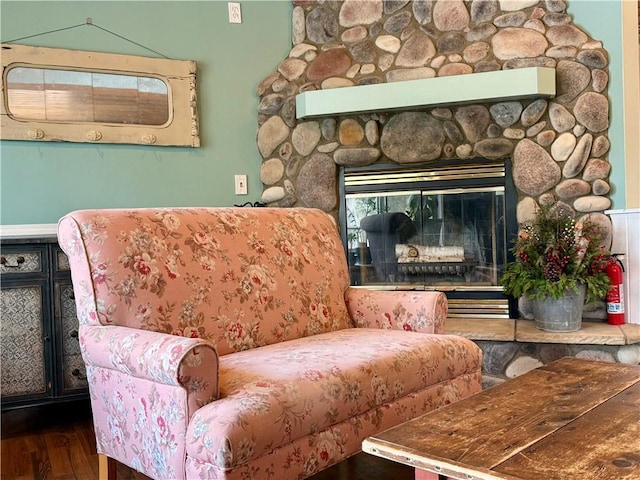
186 328 481 470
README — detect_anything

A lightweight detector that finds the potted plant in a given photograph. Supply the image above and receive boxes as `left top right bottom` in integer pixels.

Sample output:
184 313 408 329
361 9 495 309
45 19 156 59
500 206 611 332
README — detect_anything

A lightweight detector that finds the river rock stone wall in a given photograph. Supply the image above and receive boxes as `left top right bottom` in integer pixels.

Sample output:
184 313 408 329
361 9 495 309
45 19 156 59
479 341 640 387
256 0 613 240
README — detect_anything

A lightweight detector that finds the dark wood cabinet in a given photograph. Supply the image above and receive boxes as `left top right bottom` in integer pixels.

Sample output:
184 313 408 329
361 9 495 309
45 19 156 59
0 239 87 409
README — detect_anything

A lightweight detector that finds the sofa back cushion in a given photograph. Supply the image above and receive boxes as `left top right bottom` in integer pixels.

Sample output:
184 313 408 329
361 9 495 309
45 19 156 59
58 207 353 355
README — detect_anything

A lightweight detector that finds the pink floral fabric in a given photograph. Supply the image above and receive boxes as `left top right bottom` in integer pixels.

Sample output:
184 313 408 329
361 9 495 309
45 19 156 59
57 207 483 480
185 372 480 479
80 324 218 416
58 208 352 355
345 288 448 334
186 329 480 472
88 365 189 479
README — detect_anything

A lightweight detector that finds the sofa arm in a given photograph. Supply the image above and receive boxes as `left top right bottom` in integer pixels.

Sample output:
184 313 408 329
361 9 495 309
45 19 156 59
80 324 219 416
345 288 448 334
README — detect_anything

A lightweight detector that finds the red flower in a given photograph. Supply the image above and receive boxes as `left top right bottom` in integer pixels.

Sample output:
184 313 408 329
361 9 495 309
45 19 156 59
165 265 177 279
135 258 151 275
281 241 293 256
258 290 270 305
93 272 107 284
254 241 266 254
156 416 167 436
229 323 243 339
194 231 212 248
320 448 329 461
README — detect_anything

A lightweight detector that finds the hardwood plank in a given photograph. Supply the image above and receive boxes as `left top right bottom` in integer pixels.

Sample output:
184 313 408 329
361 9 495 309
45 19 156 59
2 400 413 480
71 421 100 480
28 432 52 480
363 438 518 480
365 359 640 471
537 356 640 378
44 430 75 479
495 381 640 479
1 436 34 479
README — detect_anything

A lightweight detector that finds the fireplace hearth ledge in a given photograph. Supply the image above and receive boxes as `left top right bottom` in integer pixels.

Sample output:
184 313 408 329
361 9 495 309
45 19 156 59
447 318 640 345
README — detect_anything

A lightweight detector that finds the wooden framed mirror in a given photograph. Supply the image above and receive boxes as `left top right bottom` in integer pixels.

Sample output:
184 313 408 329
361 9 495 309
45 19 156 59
1 44 200 147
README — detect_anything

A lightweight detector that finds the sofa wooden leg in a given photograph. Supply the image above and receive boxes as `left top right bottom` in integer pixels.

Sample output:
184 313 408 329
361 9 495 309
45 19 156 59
99 454 117 480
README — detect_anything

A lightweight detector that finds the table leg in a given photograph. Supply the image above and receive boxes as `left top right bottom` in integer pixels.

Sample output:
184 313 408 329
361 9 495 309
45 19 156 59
414 470 449 480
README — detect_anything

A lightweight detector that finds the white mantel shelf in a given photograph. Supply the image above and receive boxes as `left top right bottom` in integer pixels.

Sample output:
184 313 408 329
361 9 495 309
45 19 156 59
296 67 556 119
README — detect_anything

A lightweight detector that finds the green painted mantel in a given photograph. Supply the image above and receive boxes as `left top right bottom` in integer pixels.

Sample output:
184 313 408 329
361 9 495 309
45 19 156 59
296 67 556 119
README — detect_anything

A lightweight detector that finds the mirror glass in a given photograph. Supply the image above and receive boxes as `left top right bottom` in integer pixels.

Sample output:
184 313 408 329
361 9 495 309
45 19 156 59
6 67 169 125
1 43 200 147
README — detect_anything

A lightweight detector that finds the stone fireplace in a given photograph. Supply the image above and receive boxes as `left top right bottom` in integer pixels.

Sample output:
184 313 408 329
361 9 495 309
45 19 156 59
254 0 640 382
256 0 613 299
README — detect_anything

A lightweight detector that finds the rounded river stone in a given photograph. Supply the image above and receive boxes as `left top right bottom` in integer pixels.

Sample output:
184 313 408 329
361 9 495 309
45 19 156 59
470 0 497 23
555 61 590 104
513 139 561 196
380 112 445 163
563 133 593 178
258 116 290 157
574 92 609 133
297 153 337 211
455 105 491 143
521 99 548 127
582 158 610 181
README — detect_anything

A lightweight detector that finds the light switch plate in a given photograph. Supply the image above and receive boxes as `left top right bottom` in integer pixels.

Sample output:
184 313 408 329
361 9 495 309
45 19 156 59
234 174 248 195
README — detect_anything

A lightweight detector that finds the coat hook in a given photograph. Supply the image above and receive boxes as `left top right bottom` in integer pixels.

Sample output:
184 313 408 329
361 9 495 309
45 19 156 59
86 17 93 25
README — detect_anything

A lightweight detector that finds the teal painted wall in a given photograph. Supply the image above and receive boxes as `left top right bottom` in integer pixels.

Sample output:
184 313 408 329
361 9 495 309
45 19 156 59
568 0 626 209
0 1 628 225
0 0 292 225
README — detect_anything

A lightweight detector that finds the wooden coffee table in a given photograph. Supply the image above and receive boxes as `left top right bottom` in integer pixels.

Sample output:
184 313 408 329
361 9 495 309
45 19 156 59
363 357 640 480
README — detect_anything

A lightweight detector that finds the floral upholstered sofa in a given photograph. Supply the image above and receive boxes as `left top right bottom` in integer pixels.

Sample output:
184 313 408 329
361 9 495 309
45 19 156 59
57 207 482 480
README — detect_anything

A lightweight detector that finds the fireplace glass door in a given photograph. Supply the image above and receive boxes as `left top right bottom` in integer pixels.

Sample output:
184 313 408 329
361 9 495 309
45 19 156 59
342 160 515 298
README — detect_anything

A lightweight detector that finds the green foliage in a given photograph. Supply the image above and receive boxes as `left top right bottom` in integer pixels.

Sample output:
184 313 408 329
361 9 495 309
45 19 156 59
500 206 611 303
346 197 378 246
406 194 439 221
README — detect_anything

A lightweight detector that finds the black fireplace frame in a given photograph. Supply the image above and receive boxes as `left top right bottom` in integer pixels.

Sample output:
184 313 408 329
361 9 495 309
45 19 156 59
338 157 519 319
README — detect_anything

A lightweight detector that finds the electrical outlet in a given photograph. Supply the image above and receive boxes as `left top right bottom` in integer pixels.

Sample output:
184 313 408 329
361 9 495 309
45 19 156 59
234 174 248 195
228 2 242 24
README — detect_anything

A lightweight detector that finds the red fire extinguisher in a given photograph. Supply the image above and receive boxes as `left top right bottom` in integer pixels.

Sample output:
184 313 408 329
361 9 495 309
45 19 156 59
606 254 625 325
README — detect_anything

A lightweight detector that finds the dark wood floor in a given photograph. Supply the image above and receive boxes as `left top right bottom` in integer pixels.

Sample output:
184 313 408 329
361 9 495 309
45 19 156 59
1 400 414 480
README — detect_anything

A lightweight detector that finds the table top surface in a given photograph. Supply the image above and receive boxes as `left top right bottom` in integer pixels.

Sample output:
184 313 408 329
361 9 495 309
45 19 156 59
363 357 640 480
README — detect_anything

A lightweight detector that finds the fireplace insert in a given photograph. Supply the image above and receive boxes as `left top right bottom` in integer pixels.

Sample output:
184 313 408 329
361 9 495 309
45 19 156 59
339 158 518 319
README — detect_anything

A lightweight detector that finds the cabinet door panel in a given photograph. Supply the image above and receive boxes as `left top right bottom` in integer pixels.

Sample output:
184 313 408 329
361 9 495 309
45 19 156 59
1 241 87 408
0 284 49 397
55 282 87 392
0 250 43 274
54 247 70 272
62 354 88 389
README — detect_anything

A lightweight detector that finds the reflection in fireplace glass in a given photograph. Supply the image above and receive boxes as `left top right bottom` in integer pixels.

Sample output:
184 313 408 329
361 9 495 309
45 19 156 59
342 160 514 300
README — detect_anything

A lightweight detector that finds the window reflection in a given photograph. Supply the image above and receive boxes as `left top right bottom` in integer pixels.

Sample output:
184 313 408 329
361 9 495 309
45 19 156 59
6 67 169 125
